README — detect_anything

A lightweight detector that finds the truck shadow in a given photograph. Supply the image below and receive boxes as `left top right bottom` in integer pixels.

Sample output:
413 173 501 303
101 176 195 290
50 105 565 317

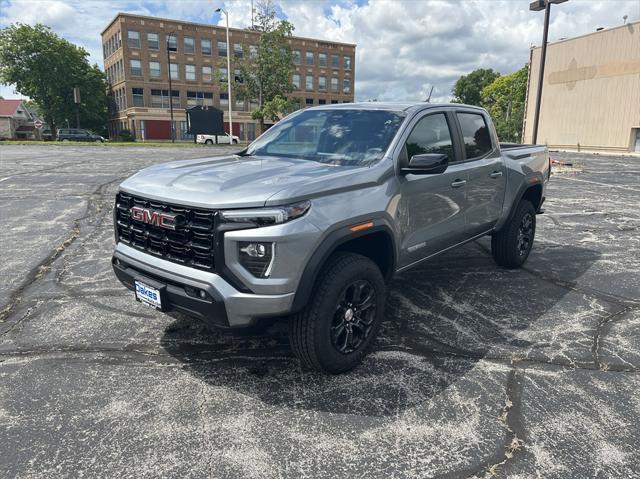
161 240 601 417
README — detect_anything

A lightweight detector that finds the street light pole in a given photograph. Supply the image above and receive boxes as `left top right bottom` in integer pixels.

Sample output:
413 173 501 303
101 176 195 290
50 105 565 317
529 0 567 144
167 32 176 143
216 8 234 142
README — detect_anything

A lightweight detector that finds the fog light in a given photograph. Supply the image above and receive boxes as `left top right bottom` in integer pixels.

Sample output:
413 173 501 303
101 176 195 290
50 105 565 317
238 242 274 278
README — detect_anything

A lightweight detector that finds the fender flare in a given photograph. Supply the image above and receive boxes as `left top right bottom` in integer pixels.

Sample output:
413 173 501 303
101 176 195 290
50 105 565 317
290 215 397 313
496 176 545 232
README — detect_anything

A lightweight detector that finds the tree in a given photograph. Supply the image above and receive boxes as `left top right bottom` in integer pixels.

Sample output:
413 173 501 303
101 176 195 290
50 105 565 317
0 23 109 137
229 1 296 132
451 68 500 105
481 65 528 143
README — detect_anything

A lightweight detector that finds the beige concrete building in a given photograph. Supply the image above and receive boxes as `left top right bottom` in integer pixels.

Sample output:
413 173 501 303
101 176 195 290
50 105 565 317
101 13 356 142
523 21 640 153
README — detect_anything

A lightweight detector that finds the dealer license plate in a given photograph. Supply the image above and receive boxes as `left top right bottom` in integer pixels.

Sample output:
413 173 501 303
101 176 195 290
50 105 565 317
134 280 162 309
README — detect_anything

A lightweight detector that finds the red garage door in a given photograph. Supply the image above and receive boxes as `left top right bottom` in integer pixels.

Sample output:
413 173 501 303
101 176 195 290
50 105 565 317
146 120 171 140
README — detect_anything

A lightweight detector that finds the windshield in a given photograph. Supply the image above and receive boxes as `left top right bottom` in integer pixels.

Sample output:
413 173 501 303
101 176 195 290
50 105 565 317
243 109 405 166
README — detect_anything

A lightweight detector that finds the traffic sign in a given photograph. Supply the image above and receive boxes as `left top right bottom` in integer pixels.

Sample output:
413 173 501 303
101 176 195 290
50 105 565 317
34 120 44 129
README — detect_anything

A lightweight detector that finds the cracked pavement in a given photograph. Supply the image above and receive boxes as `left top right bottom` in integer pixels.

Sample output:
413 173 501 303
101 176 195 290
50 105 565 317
1 145 639 478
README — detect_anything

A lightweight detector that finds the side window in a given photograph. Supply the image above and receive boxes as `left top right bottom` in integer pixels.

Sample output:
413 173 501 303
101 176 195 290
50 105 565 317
404 113 454 162
457 112 492 159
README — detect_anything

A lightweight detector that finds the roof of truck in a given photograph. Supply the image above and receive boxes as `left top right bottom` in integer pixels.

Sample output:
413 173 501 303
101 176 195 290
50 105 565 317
310 102 485 114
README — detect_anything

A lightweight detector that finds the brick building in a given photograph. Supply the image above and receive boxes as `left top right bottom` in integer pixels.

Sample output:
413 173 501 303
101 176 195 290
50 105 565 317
101 13 356 141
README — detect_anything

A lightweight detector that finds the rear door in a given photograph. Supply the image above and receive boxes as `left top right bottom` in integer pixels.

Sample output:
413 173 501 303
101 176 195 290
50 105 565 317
395 110 468 269
454 110 506 236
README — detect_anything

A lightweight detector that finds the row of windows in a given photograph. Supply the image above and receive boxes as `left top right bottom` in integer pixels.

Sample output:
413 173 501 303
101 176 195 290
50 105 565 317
115 87 351 112
103 31 122 58
292 50 351 69
292 74 351 93
106 59 124 84
118 30 353 69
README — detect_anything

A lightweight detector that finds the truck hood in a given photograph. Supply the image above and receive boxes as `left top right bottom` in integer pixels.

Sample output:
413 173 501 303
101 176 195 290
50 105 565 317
119 155 382 209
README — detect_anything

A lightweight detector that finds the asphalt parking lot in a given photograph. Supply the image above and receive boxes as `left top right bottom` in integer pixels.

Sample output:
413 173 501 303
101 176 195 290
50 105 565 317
1 145 639 478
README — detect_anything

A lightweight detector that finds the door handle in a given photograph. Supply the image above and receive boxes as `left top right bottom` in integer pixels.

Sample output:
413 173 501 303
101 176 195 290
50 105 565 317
490 171 503 178
451 179 467 188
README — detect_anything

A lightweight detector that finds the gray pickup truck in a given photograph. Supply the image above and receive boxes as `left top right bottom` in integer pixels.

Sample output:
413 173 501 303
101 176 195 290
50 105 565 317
112 102 549 373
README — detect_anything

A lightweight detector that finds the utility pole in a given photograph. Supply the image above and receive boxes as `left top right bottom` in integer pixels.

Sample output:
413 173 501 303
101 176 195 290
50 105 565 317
73 87 81 129
216 8 234 141
529 0 567 144
167 32 176 142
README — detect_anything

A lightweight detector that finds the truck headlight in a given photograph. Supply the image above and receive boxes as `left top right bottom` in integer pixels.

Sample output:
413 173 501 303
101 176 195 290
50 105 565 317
238 241 275 277
220 200 310 227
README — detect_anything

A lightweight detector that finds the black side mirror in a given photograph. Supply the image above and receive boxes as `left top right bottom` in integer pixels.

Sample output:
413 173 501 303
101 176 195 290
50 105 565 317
402 153 449 175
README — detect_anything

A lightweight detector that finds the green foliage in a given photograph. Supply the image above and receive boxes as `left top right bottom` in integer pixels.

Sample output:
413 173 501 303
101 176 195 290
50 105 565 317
0 23 109 137
227 0 295 131
481 66 528 143
451 68 500 105
118 129 135 142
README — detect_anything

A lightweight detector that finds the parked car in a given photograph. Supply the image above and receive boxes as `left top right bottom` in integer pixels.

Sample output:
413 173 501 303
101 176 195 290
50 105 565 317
112 102 550 373
57 128 105 142
196 133 240 145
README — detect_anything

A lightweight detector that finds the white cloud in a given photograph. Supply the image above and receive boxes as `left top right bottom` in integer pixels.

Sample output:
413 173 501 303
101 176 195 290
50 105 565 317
1 0 638 101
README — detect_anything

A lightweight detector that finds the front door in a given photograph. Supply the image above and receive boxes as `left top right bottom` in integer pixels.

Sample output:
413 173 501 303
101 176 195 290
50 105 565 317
455 111 506 236
396 112 468 269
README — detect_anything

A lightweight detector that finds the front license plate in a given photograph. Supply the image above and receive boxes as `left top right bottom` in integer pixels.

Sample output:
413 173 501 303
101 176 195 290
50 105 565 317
135 280 162 309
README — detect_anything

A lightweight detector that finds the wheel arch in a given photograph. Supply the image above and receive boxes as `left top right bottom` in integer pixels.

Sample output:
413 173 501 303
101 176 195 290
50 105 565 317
290 219 397 314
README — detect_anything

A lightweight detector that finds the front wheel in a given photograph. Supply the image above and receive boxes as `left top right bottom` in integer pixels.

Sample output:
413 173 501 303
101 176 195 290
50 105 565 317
205 139 213 145
288 252 386 373
491 199 536 268
232 139 238 145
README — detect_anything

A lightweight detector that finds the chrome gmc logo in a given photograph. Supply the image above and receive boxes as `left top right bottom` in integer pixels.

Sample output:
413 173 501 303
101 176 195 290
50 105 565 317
130 206 178 230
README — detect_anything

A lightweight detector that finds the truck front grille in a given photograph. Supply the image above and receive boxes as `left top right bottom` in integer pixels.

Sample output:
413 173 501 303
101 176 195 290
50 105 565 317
115 192 217 272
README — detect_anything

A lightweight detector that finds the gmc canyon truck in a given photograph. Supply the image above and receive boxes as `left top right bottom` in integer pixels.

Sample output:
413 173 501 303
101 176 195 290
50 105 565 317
112 103 549 373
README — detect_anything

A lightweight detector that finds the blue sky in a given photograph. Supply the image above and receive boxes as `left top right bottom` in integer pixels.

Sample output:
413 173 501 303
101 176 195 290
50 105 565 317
1 0 639 102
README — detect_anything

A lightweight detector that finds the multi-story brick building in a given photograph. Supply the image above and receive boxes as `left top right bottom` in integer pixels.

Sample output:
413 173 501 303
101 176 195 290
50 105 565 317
101 13 356 141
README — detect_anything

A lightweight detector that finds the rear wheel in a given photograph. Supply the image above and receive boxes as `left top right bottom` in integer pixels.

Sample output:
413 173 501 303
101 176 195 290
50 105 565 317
205 139 213 145
491 199 536 268
288 252 386 373
232 139 238 145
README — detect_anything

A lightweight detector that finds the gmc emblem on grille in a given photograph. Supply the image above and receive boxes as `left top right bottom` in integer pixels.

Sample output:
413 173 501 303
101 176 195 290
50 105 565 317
130 206 178 230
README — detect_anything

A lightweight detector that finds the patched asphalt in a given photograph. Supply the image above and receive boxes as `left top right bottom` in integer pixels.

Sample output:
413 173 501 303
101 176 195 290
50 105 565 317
1 145 639 478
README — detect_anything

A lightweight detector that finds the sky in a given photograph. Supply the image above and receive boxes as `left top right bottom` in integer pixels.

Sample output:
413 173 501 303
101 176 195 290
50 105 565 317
1 0 638 102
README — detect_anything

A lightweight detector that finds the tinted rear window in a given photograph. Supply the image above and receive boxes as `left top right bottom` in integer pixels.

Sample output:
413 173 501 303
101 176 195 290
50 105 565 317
457 113 492 159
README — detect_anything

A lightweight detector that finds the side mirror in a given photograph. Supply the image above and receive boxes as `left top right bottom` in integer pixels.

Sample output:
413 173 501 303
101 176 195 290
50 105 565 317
402 153 449 175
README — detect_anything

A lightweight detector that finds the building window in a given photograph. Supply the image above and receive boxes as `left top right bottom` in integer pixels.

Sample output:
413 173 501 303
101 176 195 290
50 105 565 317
170 89 180 108
151 89 170 108
167 34 177 51
129 59 142 76
306 75 314 90
331 100 338 104
247 123 256 141
127 30 140 48
149 61 161 78
170 63 179 80
147 32 159 50
292 49 301 65
344 56 352 70
331 54 339 68
220 92 229 106
319 53 327 67
187 91 213 106
200 38 211 55
132 88 144 107
186 64 196 81
249 45 258 59
202 65 213 82
305 51 314 66
184 36 195 54
234 69 243 83
220 67 228 82
318 76 326 91
218 41 227 57
234 43 243 58
292 74 300 89
343 78 351 93
305 98 314 106
331 77 339 92
236 97 245 110
319 99 326 105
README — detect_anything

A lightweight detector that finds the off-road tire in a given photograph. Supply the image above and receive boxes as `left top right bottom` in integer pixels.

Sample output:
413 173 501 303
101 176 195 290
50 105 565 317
288 252 386 373
491 199 536 268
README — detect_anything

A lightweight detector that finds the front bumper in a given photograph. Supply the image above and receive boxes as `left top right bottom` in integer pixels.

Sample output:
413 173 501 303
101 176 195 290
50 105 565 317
112 243 295 328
